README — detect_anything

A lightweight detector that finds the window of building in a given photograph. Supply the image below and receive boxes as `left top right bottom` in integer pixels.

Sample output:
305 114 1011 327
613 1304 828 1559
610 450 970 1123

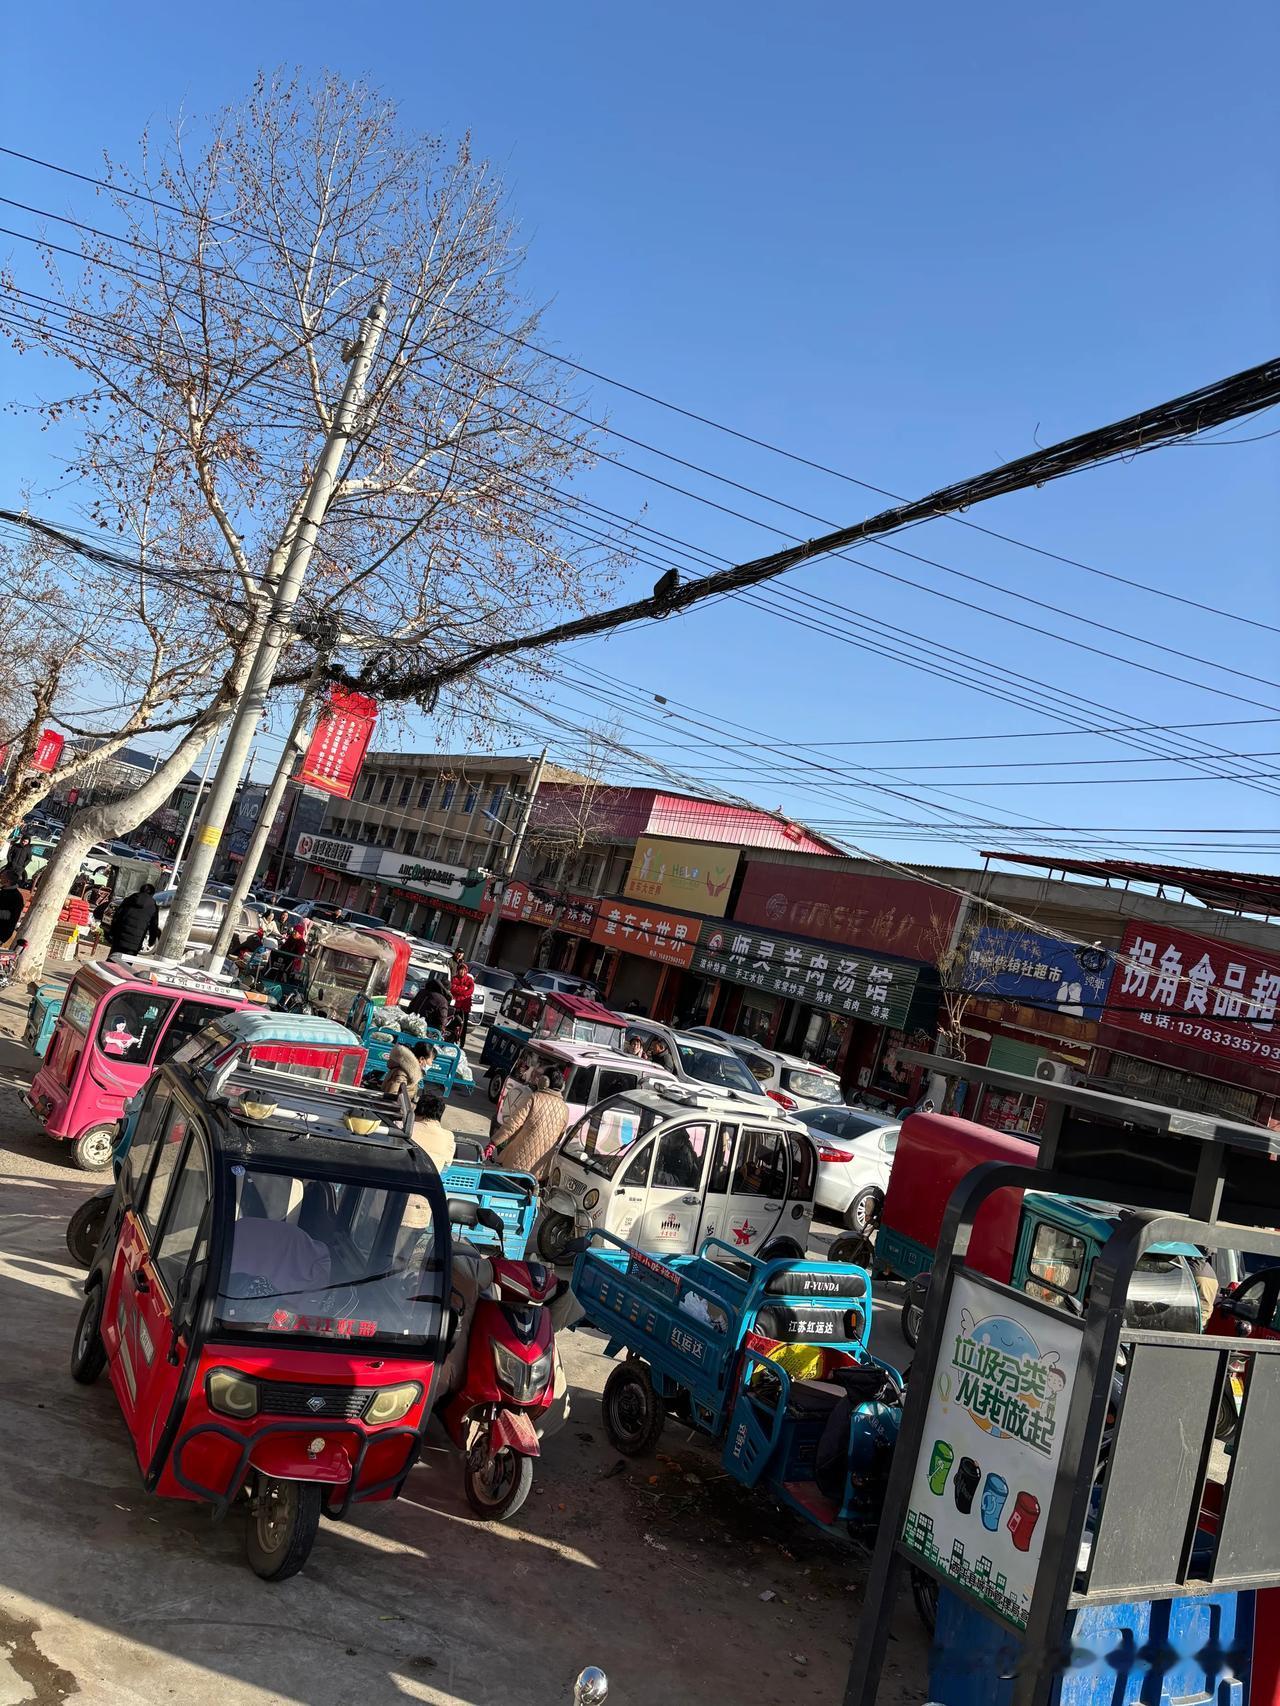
462 787 476 814
397 777 412 807
439 839 463 865
380 824 397 848
488 784 505 817
417 778 433 810
398 828 416 853
441 781 456 811
378 775 393 805
358 772 376 803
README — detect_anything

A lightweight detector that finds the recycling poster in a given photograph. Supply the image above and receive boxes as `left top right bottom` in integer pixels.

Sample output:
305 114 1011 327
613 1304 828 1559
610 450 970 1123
901 1275 1082 1630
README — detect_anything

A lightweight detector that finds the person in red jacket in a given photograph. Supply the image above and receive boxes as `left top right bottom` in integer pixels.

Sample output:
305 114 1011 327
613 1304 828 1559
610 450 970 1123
449 950 476 1046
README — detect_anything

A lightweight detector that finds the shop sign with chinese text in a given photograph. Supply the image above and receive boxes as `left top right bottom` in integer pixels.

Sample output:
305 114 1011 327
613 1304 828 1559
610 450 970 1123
1102 921 1280 1074
692 920 917 1026
499 882 599 937
902 1276 1082 1631
297 688 377 799
733 863 958 962
960 926 1113 1023
590 902 698 967
293 832 382 876
623 836 739 919
375 850 468 902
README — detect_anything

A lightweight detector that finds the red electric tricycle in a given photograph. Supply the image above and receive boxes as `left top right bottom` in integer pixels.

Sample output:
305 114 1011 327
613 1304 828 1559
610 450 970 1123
70 1059 453 1578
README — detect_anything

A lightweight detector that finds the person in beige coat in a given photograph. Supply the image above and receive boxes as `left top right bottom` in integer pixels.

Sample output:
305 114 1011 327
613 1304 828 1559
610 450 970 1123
491 1066 569 1179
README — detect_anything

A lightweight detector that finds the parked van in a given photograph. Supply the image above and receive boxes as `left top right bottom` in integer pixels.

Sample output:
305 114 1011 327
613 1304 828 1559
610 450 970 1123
537 1085 817 1264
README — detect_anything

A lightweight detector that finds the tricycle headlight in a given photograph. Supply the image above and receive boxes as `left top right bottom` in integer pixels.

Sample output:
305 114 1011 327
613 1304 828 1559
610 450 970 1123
550 1167 562 1187
582 1188 600 1210
207 1368 258 1418
364 1381 422 1424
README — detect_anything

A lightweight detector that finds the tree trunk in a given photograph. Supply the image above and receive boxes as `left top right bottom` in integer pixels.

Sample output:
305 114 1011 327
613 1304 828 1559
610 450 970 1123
17 711 230 978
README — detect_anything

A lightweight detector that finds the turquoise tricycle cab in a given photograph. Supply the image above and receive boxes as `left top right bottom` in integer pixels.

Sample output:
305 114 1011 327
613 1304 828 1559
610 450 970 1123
348 993 474 1101
25 981 65 1058
440 1136 539 1258
572 1230 905 1539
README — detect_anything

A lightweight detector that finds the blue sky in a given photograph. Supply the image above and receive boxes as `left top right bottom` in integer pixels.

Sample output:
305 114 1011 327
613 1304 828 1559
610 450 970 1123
3 0 1277 876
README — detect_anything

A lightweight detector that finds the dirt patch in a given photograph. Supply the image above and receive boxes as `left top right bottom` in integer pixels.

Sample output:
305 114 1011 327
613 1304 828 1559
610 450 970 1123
0 1605 79 1704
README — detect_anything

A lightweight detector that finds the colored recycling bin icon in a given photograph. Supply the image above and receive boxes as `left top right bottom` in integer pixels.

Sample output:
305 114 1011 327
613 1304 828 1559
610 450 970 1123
927 1440 953 1495
980 1472 1009 1532
1008 1491 1041 1551
954 1456 981 1514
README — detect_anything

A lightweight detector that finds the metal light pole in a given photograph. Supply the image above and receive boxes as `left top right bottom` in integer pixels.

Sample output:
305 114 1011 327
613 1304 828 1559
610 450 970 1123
472 747 547 965
159 289 388 958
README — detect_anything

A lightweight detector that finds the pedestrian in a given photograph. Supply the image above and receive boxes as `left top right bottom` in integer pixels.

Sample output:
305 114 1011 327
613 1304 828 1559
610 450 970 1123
490 1066 569 1179
382 1040 436 1101
0 876 25 948
106 883 160 957
407 974 452 1032
411 1090 456 1173
5 836 33 885
449 950 476 1046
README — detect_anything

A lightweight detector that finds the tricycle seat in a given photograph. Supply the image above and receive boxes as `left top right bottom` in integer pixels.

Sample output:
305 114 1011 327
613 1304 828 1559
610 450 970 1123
786 1379 847 1419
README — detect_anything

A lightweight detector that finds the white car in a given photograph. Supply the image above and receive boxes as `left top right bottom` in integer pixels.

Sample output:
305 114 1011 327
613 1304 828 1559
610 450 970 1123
468 963 518 1027
799 1106 901 1232
730 1043 844 1114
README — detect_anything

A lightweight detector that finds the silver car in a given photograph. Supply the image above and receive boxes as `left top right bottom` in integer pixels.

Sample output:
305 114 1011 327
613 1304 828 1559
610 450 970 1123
152 888 264 959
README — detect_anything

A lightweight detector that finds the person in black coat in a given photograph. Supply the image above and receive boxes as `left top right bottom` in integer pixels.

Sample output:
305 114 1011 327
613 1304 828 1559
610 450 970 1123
107 884 161 956
0 879 25 948
407 974 451 1032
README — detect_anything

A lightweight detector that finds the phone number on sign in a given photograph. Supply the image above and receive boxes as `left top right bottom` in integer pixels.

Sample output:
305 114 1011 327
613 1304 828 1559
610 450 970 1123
1136 1012 1277 1057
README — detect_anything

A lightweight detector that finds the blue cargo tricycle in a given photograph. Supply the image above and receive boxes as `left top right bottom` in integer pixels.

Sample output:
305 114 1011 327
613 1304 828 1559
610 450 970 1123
572 1230 905 1538
349 993 474 1101
441 1136 540 1257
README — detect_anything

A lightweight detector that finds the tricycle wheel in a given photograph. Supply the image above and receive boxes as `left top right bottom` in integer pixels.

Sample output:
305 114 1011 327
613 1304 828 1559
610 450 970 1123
910 1565 938 1634
66 1191 111 1268
464 1448 534 1521
603 1362 665 1457
70 1286 106 1384
535 1211 577 1265
828 1230 875 1270
486 1070 504 1103
70 1124 117 1172
245 1475 322 1581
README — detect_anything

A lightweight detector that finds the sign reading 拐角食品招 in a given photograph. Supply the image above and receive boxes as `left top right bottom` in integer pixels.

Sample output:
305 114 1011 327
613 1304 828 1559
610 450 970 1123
901 1275 1082 1631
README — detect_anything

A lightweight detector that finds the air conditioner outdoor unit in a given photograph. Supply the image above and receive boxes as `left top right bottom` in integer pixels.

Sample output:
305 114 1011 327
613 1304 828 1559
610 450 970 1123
1035 1057 1079 1085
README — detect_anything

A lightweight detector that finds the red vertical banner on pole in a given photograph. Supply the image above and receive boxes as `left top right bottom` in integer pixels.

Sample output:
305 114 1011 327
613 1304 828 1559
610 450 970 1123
31 730 64 772
297 689 378 799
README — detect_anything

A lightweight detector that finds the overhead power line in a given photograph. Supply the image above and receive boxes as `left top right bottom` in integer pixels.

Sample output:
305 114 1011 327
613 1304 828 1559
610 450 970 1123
5 141 1276 643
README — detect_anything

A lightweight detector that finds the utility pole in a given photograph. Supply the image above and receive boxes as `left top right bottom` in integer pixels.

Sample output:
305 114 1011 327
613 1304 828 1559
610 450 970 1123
159 289 387 959
205 677 324 965
168 728 222 888
472 747 547 965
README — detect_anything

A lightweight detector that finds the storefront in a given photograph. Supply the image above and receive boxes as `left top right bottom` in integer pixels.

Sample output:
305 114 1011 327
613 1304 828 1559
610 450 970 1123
1094 920 1280 1125
688 918 924 1089
486 881 602 976
588 900 699 1013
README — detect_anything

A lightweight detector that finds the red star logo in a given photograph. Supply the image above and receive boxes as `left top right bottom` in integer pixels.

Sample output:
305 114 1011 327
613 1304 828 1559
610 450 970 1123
732 1218 754 1247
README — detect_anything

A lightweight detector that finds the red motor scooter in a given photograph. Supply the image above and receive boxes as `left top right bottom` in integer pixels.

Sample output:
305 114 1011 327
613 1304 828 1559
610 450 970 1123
439 1199 563 1519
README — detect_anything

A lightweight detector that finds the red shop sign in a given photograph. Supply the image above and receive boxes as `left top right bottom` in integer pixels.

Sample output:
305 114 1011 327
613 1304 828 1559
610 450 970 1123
500 882 600 937
297 689 378 799
733 864 957 964
590 902 697 968
1101 921 1280 1080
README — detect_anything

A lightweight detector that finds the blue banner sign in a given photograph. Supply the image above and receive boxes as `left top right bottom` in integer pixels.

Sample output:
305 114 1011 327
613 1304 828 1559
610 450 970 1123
959 926 1113 1021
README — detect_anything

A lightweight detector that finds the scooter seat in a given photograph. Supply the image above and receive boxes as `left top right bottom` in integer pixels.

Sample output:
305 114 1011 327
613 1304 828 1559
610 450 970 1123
785 1379 847 1419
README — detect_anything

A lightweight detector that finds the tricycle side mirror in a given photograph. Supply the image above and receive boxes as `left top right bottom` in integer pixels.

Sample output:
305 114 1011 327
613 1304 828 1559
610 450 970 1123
448 1198 481 1229
477 1206 506 1238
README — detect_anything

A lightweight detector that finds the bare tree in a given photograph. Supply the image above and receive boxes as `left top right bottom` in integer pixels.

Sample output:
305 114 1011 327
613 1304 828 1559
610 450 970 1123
2 71 615 967
524 724 630 893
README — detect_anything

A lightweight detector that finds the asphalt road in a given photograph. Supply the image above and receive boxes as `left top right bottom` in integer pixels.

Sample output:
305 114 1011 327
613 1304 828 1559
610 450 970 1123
0 996 927 1706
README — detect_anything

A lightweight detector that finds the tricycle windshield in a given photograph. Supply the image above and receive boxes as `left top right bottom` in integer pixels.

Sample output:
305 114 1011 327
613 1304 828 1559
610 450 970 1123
562 1098 665 1178
1124 1255 1202 1334
569 1018 625 1048
96 989 177 1065
215 1165 442 1349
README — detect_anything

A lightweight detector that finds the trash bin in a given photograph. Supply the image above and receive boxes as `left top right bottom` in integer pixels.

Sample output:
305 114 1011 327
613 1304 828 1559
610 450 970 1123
928 1584 1253 1706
